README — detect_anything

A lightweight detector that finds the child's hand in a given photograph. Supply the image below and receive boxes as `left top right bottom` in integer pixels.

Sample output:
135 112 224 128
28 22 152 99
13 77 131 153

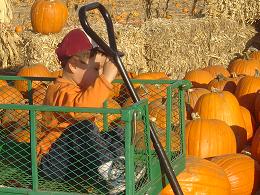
103 58 118 83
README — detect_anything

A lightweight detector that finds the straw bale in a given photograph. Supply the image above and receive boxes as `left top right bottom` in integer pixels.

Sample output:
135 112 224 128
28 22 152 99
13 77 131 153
0 16 256 79
0 0 13 24
201 0 260 24
143 17 256 79
21 26 75 71
0 26 23 69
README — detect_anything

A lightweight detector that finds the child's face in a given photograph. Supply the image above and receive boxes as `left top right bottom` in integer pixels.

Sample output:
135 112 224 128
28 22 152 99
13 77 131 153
73 52 108 88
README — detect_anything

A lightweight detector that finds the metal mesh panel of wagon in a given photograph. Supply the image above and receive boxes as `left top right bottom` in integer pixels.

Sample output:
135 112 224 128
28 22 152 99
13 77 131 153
0 76 190 195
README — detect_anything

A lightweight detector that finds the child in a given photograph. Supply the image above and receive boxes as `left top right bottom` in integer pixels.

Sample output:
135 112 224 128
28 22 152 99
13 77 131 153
37 28 145 194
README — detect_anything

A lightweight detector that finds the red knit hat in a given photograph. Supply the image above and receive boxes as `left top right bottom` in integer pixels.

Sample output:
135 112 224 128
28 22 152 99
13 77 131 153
55 28 94 66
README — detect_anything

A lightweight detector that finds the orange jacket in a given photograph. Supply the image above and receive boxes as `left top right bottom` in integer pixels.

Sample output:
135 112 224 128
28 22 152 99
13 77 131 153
37 74 113 160
43 74 113 124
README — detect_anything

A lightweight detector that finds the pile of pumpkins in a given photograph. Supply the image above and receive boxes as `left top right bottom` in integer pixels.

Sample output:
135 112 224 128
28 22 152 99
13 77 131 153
0 64 172 143
2 49 260 194
0 64 62 143
160 50 260 194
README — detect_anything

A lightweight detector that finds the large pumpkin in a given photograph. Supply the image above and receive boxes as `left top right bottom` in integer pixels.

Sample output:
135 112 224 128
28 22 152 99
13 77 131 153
210 153 260 195
207 74 237 93
0 85 24 104
240 106 256 141
183 69 214 88
160 156 231 195
235 71 260 113
203 65 230 78
249 51 260 62
185 88 210 119
135 129 181 152
255 90 260 123
14 64 51 93
31 0 68 34
111 72 136 99
251 127 260 163
122 83 169 107
185 114 236 158
115 73 170 106
148 98 185 130
32 84 47 105
50 69 63 78
228 53 260 76
193 89 247 152
0 80 8 87
8 127 46 143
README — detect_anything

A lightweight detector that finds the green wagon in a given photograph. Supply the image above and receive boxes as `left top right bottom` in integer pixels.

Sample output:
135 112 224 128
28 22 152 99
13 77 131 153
0 76 190 195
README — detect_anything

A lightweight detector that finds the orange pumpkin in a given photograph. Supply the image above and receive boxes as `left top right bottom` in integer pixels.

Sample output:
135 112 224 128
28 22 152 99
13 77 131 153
50 69 63 78
135 129 180 152
235 71 260 113
8 127 46 143
111 72 136 98
122 83 169 107
0 85 24 104
160 156 231 195
185 113 236 158
31 0 68 34
183 69 214 88
240 106 256 141
14 64 51 93
228 53 260 76
254 90 260 123
207 74 237 93
229 72 245 86
114 72 168 106
2 109 43 133
194 89 247 152
249 51 260 62
185 88 210 118
0 80 8 87
203 65 230 78
132 72 168 88
15 25 24 33
251 127 260 163
32 84 47 105
148 98 186 130
210 153 260 195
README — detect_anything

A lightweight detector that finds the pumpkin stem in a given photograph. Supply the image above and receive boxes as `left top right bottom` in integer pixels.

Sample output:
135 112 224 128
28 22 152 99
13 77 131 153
215 73 225 81
210 86 222 93
230 72 237 78
242 52 250 60
137 68 145 75
234 53 243 59
191 112 200 120
255 69 260 77
166 72 172 77
208 58 214 66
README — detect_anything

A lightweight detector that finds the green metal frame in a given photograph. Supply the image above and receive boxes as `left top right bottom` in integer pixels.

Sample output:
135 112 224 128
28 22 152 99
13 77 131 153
0 76 191 195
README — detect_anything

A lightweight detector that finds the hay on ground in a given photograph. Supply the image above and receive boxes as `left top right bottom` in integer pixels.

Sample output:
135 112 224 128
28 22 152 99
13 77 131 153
0 17 256 79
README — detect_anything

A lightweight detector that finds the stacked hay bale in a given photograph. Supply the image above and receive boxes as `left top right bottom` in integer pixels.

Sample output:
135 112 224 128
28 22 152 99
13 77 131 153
204 0 260 24
0 0 259 78
21 26 74 71
143 18 256 79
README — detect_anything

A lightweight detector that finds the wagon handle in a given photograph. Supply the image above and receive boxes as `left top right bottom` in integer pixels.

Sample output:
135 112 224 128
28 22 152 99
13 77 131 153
78 3 183 195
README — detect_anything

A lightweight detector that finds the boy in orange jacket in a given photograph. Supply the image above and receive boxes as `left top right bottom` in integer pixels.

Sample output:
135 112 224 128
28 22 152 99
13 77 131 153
37 28 145 194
